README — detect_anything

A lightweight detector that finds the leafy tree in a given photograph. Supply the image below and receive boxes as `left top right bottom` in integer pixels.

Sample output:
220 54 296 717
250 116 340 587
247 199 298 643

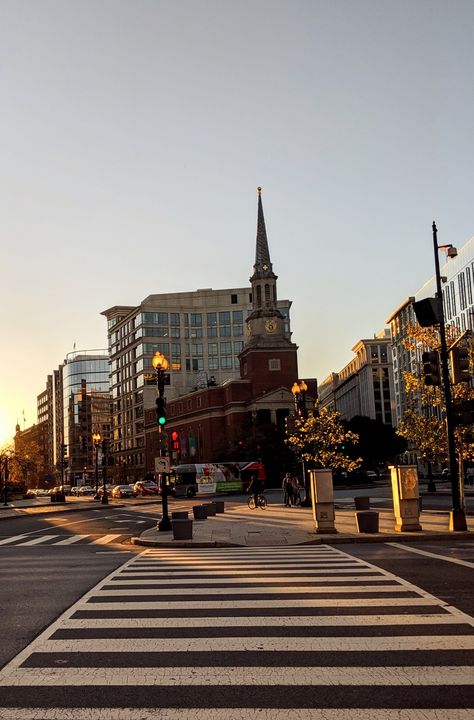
396 321 474 483
286 405 362 472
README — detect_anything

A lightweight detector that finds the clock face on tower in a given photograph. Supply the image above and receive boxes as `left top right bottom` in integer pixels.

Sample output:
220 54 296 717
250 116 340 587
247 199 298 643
265 319 277 333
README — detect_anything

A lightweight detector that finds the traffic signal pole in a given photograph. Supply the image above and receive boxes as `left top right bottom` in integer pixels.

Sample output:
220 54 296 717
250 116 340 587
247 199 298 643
153 353 172 532
432 222 467 530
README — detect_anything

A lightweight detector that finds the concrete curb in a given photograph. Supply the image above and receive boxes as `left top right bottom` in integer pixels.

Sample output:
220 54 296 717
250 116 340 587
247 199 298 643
131 529 474 548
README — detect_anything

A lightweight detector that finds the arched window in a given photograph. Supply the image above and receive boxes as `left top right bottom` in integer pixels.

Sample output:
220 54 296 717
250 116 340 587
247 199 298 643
256 285 262 307
265 284 271 304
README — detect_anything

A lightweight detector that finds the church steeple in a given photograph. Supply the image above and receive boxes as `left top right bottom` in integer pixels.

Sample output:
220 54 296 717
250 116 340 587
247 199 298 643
254 187 272 272
246 186 288 340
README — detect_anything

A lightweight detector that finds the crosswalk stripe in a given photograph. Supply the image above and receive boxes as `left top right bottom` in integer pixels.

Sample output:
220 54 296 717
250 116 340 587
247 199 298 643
0 535 28 545
19 535 61 546
53 535 90 545
90 534 123 545
1 710 473 720
5 665 473 686
82 597 442 610
61 614 466 629
106 575 390 584
37 635 474 653
96 584 410 595
119 568 379 576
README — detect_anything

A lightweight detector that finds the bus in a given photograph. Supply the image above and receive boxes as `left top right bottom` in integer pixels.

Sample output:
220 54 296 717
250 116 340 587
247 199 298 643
168 461 266 498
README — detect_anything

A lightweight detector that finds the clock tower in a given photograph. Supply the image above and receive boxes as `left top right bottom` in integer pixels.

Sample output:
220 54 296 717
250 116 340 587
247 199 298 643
239 187 298 395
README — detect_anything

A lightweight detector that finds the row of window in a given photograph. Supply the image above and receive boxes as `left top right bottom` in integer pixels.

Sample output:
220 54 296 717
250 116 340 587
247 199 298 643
136 325 245 339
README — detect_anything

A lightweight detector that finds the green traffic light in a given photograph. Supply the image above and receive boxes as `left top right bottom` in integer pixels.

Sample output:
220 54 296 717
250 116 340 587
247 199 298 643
158 416 166 425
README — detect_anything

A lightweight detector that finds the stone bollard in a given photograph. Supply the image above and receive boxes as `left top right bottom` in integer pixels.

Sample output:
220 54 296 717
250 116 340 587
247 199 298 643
171 511 188 520
214 500 225 514
205 502 217 516
355 510 379 533
354 496 370 511
192 505 207 520
172 519 193 541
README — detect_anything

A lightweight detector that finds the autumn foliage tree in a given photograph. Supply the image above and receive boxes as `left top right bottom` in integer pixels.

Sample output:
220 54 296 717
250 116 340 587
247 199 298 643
286 405 362 472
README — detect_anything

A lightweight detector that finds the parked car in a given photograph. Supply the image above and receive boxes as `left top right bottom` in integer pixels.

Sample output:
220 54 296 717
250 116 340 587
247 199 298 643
35 488 50 497
133 480 158 496
26 489 37 498
111 484 135 498
74 485 95 496
97 483 114 496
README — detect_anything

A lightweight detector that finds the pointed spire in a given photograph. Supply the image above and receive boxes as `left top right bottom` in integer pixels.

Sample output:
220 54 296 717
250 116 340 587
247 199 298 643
255 187 271 268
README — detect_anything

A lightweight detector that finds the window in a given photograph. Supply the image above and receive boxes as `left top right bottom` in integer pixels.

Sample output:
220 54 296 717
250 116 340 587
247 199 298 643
467 267 472 305
170 327 180 338
233 325 243 336
234 341 244 353
219 311 231 324
220 357 233 369
232 310 243 323
459 272 467 311
185 328 203 339
208 343 218 356
231 294 238 304
170 313 180 325
220 341 232 354
451 282 457 316
207 326 218 337
219 326 231 337
142 312 168 324
209 357 219 370
207 312 217 325
190 313 202 326
191 344 203 356
171 343 181 355
269 358 281 371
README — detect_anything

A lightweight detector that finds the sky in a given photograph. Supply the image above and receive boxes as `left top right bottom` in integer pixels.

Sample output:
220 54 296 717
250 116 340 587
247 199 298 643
1 0 473 446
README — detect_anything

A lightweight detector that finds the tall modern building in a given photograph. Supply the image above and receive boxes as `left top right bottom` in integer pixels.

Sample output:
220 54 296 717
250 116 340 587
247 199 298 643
61 350 111 483
101 209 293 476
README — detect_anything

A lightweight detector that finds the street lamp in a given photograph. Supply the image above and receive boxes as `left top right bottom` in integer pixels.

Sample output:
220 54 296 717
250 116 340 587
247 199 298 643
152 351 172 532
92 432 102 499
291 380 311 506
432 222 467 531
101 438 109 505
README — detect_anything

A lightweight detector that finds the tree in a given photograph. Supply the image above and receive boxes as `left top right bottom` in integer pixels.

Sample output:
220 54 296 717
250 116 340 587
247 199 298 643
396 321 474 486
286 405 362 472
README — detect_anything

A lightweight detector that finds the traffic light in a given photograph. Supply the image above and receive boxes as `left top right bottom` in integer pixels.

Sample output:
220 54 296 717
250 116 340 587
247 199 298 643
452 398 474 426
450 346 470 384
61 443 67 457
156 396 166 425
421 351 441 386
171 431 179 450
101 439 109 455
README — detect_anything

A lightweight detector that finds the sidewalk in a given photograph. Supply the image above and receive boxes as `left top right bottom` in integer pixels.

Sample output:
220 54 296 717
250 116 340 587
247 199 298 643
0 497 123 520
133 499 474 548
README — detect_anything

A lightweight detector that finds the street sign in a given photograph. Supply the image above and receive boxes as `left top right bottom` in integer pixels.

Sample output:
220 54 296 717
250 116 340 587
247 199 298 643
154 457 170 474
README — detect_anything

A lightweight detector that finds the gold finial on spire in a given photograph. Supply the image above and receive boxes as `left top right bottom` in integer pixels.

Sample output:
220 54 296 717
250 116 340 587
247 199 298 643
257 186 262 195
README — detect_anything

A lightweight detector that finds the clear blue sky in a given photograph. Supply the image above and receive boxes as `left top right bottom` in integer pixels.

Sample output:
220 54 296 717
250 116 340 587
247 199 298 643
1 0 473 443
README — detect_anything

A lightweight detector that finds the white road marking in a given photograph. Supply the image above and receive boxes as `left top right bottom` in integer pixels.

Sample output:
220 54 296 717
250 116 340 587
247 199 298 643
0 535 28 545
0 709 472 720
82 597 442 610
97 584 410 596
106 574 390 585
387 542 474 568
61 613 466 629
53 535 90 545
19 535 60 546
4 665 473 687
91 534 123 545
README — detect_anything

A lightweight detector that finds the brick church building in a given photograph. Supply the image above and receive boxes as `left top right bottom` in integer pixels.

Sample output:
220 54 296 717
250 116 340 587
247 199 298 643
144 188 316 477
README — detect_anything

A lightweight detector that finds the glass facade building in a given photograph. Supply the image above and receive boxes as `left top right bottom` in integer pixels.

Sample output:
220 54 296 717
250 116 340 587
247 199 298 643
62 350 111 483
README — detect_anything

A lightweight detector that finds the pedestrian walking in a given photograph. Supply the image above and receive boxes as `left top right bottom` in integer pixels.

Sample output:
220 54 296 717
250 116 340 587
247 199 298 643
282 473 294 507
292 476 302 506
248 474 263 509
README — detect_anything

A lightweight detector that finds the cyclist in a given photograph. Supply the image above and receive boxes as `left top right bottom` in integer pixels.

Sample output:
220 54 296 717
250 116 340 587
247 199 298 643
248 474 263 509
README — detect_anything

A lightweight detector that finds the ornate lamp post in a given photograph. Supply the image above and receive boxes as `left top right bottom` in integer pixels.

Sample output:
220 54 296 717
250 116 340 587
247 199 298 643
152 351 172 532
291 380 311 506
92 432 102 499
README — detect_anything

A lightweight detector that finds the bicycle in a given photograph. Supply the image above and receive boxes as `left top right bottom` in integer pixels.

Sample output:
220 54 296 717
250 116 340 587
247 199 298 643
247 493 267 509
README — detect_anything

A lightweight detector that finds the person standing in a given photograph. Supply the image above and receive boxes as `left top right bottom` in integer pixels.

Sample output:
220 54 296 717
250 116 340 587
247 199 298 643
282 473 294 507
292 476 302 506
248 474 263 508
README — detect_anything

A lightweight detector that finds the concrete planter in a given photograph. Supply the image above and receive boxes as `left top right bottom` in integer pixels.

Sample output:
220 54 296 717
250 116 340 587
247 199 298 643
354 496 370 511
172 519 193 540
192 505 207 520
355 510 379 533
171 511 188 520
214 500 225 514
